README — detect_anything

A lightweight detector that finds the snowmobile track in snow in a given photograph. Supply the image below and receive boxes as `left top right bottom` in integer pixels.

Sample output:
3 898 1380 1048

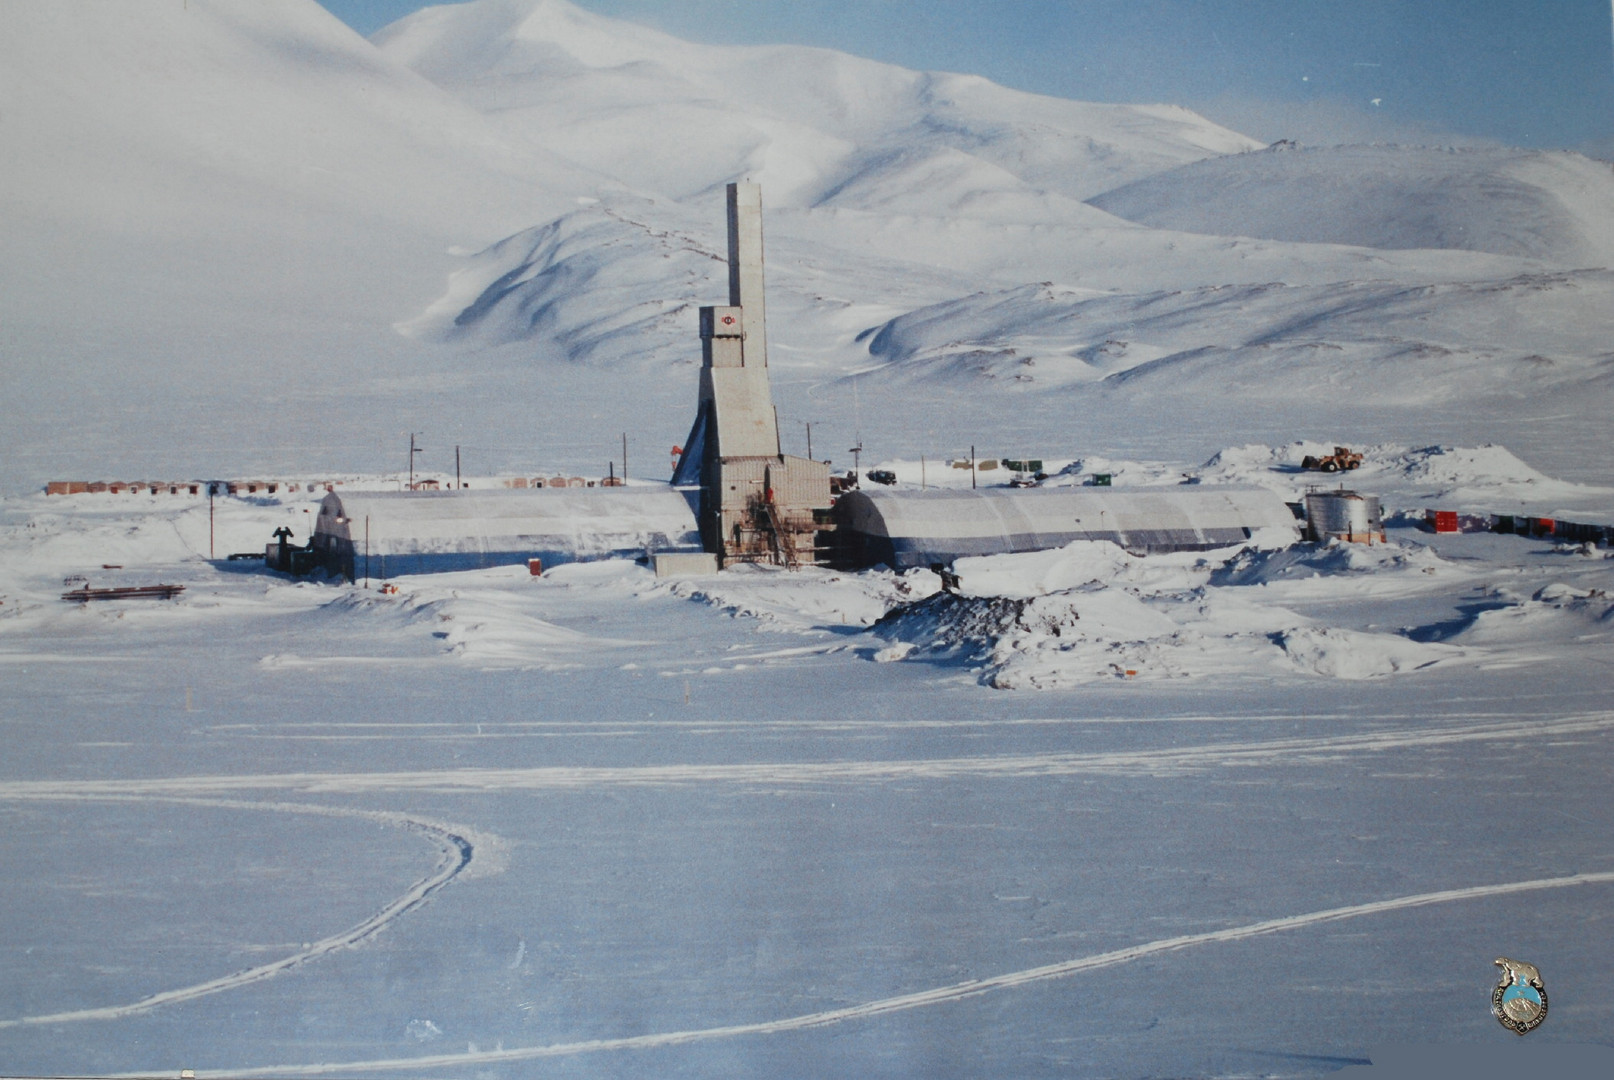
2 710 1610 797
0 797 474 1030
6 708 1610 1043
184 871 1614 1076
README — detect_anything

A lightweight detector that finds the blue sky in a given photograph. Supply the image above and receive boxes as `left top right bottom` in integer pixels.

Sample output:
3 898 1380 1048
317 0 1614 155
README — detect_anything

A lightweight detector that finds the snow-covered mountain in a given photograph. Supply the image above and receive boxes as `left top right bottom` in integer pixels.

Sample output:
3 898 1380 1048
858 270 1614 404
373 0 1262 210
1089 142 1614 265
2 0 591 245
0 0 603 489
2 0 1610 492
379 2 1612 430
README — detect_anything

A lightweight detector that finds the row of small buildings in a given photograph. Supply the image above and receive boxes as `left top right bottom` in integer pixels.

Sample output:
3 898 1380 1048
498 476 623 489
46 476 626 497
47 480 329 496
47 480 210 496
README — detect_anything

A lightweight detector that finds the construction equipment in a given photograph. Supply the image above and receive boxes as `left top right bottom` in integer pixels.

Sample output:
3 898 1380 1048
1300 446 1363 473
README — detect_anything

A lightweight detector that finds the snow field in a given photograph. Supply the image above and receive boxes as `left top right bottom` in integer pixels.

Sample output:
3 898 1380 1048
6 1 1614 1072
4 482 1613 1072
6 562 1614 1075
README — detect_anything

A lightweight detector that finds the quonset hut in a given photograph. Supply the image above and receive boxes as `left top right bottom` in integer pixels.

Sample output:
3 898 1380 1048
311 487 700 580
834 486 1299 569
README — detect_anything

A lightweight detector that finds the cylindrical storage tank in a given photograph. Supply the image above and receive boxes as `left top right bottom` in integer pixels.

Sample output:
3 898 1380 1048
1304 491 1385 544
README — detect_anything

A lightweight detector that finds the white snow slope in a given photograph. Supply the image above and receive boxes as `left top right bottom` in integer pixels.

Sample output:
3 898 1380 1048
858 271 1614 403
373 0 1262 208
7 0 1612 492
1089 142 1614 265
0 0 600 489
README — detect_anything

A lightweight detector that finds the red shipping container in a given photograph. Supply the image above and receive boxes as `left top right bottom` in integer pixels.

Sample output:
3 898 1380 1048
1427 510 1458 533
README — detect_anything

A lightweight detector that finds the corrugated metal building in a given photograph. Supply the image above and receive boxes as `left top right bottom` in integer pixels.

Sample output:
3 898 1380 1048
311 487 700 580
834 486 1299 569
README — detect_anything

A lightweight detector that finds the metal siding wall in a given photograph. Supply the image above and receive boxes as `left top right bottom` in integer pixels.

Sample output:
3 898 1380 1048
311 488 700 566
772 456 831 511
1304 492 1383 541
706 367 778 457
840 487 1297 566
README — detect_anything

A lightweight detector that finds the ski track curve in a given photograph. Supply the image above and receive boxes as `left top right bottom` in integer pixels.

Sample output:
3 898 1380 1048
8 710 1610 1057
1 711 1609 800
181 871 1614 1077
0 797 475 1031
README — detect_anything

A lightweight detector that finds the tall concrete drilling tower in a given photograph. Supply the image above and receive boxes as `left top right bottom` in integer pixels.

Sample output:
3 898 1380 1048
672 183 832 567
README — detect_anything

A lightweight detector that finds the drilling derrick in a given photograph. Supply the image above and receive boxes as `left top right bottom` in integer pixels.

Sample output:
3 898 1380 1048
672 183 832 567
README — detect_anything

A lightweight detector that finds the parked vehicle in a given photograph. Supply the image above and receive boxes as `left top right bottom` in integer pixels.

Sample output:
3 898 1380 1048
1301 446 1363 472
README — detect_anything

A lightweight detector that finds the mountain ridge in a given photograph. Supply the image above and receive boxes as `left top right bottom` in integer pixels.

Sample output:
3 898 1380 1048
374 0 1264 207
1089 142 1614 265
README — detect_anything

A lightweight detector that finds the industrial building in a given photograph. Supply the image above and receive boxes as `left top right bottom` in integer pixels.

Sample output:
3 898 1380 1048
672 183 833 567
833 486 1300 569
311 487 699 580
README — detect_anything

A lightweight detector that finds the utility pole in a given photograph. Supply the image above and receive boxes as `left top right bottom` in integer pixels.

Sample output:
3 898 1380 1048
805 422 813 461
622 433 628 482
971 444 976 489
208 485 215 559
408 433 423 490
850 441 863 479
455 445 461 489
